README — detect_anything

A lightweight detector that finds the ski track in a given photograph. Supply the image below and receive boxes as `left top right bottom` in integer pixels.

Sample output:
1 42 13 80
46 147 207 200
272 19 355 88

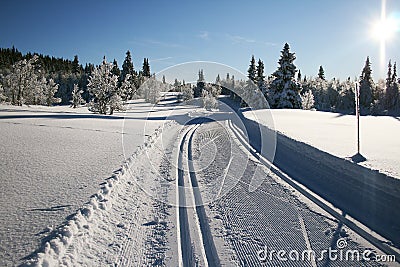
4 102 397 266
192 121 385 267
22 120 176 266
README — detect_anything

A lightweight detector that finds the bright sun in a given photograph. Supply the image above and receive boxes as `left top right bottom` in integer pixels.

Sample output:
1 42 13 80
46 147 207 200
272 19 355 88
372 17 397 41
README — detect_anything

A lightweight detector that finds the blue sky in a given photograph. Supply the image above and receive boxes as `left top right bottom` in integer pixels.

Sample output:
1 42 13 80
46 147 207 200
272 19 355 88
1 0 399 80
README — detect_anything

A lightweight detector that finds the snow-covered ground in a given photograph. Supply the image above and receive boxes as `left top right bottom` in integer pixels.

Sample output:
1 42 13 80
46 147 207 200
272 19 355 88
0 95 191 266
1 97 398 266
244 109 400 179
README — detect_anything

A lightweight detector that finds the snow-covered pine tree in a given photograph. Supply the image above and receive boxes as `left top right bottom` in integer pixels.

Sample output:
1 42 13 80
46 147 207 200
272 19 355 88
142 58 151 78
336 78 355 112
268 43 302 109
109 90 125 114
87 57 119 115
318 65 326 80
72 55 81 74
120 74 136 100
5 55 40 105
201 86 220 110
256 59 265 84
247 55 256 83
0 83 6 102
71 83 85 108
301 90 315 110
216 74 221 85
174 78 181 92
181 83 193 101
121 50 137 88
297 70 302 82
359 56 374 111
111 59 121 78
385 61 399 111
142 75 161 104
194 69 205 97
44 78 61 106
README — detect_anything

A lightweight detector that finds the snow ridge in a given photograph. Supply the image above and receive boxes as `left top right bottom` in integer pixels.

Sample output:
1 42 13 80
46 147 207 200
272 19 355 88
22 122 170 267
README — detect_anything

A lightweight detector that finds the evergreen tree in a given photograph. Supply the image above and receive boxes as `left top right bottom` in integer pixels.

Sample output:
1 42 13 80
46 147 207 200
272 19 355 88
111 59 121 77
256 59 265 84
121 50 135 83
216 74 221 85
181 83 193 101
142 58 151 77
336 78 356 112
142 75 162 104
4 55 42 105
0 84 5 102
297 70 302 82
44 78 61 106
87 57 120 115
195 69 205 97
162 75 166 84
318 65 326 80
71 83 85 108
301 89 315 110
173 78 181 91
72 55 80 74
359 56 374 110
385 60 399 111
247 55 256 83
268 43 302 109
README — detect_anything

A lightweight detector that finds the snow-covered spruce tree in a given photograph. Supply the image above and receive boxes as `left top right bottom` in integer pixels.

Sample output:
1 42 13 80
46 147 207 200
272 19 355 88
318 65 326 80
256 59 265 84
247 55 256 83
142 58 151 78
336 78 355 112
268 43 302 109
384 61 399 111
121 50 136 83
5 55 40 105
120 74 136 100
181 83 194 101
297 70 302 82
202 87 218 110
173 78 181 92
371 79 386 114
0 84 5 102
301 90 315 110
359 57 374 111
194 69 205 97
306 77 329 110
87 57 120 115
240 79 266 109
326 78 340 110
142 75 161 104
71 83 85 108
111 59 121 78
44 78 61 106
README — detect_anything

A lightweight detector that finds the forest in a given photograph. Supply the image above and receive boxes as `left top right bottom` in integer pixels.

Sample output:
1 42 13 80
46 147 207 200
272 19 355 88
0 44 399 116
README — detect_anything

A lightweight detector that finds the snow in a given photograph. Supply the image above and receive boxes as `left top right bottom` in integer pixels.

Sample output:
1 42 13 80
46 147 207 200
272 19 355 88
1 97 398 266
0 95 191 266
244 109 400 179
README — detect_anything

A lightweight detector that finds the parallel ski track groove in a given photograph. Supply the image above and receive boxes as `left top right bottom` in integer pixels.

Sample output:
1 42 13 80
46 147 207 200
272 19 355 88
227 119 400 264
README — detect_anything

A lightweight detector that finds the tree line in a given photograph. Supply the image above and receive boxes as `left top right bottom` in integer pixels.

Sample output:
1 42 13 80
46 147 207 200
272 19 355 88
0 47 158 114
242 43 400 115
1 45 399 116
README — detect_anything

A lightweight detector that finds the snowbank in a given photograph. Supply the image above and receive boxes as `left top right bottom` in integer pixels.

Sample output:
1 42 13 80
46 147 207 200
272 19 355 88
244 109 400 179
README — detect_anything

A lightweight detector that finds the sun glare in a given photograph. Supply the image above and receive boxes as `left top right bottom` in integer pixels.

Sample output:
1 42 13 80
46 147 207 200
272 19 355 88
372 17 398 41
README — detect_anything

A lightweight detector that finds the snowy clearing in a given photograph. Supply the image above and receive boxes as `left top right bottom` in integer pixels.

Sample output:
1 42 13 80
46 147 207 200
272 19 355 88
245 109 400 179
0 95 191 266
